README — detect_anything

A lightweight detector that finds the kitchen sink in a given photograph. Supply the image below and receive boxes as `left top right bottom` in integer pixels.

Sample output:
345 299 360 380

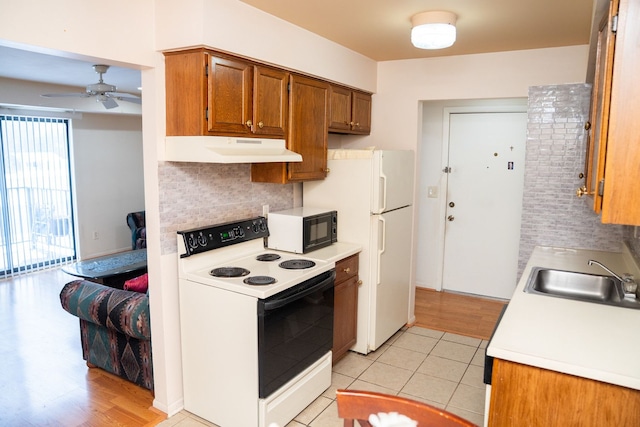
524 267 640 310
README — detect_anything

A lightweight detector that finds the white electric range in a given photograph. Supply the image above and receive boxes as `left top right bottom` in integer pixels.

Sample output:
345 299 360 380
177 216 335 427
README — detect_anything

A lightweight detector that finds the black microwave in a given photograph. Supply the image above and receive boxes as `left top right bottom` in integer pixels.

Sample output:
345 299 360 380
267 207 337 254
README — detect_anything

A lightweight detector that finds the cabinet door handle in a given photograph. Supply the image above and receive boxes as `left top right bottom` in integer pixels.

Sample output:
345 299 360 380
343 267 351 274
246 120 253 127
258 121 264 129
576 186 588 198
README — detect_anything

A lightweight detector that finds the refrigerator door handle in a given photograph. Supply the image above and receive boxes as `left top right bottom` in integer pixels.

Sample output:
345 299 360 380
379 172 387 213
377 216 386 285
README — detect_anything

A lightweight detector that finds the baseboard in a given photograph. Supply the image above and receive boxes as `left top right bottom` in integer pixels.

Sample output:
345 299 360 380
153 397 184 418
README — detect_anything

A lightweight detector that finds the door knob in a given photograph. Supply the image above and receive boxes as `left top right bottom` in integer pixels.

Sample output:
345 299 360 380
448 215 454 221
449 202 455 208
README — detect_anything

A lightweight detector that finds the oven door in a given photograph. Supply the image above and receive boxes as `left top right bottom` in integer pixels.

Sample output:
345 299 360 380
257 269 335 398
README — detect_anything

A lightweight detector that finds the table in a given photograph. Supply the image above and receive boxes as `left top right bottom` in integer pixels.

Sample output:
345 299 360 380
63 249 147 289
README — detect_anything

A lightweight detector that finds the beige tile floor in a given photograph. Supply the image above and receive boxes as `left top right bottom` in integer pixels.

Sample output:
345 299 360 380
158 326 487 427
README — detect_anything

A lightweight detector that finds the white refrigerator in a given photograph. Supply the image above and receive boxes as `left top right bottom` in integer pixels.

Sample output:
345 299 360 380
303 149 415 354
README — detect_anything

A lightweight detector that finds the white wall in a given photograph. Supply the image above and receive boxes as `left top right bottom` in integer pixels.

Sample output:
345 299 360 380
73 114 144 258
155 0 377 92
0 0 155 69
370 46 590 152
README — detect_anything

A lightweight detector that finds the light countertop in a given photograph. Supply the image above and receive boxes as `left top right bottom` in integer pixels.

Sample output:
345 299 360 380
306 242 362 264
487 245 640 390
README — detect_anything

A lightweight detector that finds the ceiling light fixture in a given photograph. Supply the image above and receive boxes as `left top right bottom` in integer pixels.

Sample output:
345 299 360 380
411 11 457 50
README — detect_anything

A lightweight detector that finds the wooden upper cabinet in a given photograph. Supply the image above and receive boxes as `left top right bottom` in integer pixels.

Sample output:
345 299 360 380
600 0 640 225
328 85 372 135
164 49 287 137
165 48 373 183
328 85 352 132
584 0 618 213
207 55 254 135
251 74 329 183
165 50 208 136
584 0 640 225
288 75 330 181
253 66 289 137
351 91 372 134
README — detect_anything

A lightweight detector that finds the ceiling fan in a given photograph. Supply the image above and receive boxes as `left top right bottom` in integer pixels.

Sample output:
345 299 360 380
41 64 141 109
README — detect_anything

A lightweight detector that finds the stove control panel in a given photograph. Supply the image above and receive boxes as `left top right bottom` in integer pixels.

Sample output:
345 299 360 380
177 217 269 257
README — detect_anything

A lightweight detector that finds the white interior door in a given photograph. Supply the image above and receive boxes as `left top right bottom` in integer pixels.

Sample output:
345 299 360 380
442 112 527 299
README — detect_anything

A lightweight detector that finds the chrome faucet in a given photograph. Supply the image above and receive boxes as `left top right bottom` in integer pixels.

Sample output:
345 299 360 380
588 259 638 298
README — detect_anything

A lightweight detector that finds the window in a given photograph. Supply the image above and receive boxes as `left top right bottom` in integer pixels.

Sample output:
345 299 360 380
0 115 76 276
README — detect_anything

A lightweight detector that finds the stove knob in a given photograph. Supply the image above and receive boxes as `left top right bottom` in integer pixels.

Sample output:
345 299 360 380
197 232 207 247
259 221 267 232
187 234 198 249
237 227 245 237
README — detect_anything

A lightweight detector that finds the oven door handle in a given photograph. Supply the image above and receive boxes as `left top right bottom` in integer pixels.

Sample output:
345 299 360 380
262 270 335 311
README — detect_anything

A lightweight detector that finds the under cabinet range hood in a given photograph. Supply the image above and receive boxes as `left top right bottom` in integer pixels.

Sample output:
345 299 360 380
165 136 303 164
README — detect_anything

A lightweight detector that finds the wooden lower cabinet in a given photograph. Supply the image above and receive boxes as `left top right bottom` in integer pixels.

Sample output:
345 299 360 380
488 358 640 426
333 254 359 364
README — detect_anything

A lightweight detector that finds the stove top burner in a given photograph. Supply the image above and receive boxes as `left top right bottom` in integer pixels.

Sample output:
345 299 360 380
256 253 282 262
210 267 250 278
279 259 316 270
243 276 277 286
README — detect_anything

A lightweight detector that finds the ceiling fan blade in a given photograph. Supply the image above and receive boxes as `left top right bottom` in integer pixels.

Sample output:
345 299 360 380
101 97 119 109
115 96 142 105
41 92 91 98
110 92 140 99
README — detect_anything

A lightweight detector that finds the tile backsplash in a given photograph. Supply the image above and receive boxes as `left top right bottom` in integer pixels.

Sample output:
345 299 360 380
158 162 294 255
518 84 624 275
624 226 640 265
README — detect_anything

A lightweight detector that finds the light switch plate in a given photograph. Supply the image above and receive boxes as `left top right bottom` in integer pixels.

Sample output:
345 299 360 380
427 186 438 198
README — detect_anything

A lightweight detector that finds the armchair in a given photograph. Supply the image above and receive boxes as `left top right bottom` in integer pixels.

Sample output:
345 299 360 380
59 279 153 390
126 211 146 249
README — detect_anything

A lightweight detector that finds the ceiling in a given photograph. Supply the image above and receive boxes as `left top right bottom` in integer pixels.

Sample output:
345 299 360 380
239 0 595 61
0 0 594 96
0 45 141 96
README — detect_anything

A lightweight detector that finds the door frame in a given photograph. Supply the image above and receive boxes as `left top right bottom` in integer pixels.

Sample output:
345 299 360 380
434 105 527 291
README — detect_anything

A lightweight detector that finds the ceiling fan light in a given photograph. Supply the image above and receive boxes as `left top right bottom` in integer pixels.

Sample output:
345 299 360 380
411 11 457 50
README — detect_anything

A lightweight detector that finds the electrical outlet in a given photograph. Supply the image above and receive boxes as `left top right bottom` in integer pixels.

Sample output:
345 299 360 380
93 231 99 240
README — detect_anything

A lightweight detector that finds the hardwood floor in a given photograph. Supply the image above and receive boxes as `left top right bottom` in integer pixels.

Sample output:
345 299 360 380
0 267 165 427
414 287 508 340
1 268 504 426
